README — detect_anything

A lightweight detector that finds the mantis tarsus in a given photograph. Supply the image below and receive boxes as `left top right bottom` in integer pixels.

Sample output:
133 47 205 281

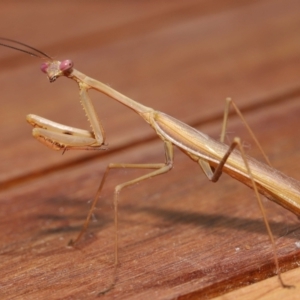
1 38 299 293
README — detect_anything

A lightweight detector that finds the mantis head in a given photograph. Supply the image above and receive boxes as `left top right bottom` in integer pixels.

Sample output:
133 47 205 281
40 59 74 82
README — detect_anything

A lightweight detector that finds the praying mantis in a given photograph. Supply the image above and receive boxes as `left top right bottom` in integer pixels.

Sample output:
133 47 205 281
1 38 300 293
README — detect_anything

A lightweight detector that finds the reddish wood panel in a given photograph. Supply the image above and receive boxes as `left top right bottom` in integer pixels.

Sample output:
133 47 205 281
0 1 300 299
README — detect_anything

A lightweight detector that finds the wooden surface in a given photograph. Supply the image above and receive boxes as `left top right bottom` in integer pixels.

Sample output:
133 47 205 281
215 267 300 300
1 1 300 299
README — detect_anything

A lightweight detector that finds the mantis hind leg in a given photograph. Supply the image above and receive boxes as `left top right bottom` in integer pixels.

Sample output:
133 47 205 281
196 137 292 289
220 98 271 166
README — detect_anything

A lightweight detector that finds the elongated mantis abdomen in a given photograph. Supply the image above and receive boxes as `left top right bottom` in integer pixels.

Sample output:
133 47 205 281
154 111 300 215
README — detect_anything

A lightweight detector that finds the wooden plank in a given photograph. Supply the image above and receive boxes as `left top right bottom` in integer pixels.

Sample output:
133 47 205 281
1 0 300 183
1 96 299 299
214 267 300 300
1 1 300 299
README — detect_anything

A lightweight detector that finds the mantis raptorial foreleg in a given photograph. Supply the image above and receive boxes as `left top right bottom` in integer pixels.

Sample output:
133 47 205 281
27 87 107 151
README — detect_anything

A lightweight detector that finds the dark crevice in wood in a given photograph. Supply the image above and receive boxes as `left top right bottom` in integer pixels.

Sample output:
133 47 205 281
176 252 300 299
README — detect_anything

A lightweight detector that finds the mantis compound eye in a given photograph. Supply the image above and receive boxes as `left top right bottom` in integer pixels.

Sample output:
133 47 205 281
59 59 74 72
40 62 49 73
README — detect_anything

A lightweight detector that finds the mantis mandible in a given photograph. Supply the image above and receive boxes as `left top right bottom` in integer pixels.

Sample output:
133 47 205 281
1 38 299 293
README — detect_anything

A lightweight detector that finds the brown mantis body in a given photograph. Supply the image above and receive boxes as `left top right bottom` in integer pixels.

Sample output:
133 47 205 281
1 38 299 293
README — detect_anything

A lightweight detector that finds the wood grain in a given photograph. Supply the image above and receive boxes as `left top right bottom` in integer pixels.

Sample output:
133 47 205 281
1 1 300 299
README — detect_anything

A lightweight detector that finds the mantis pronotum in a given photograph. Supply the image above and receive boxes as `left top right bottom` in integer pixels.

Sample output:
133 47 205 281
1 38 299 293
